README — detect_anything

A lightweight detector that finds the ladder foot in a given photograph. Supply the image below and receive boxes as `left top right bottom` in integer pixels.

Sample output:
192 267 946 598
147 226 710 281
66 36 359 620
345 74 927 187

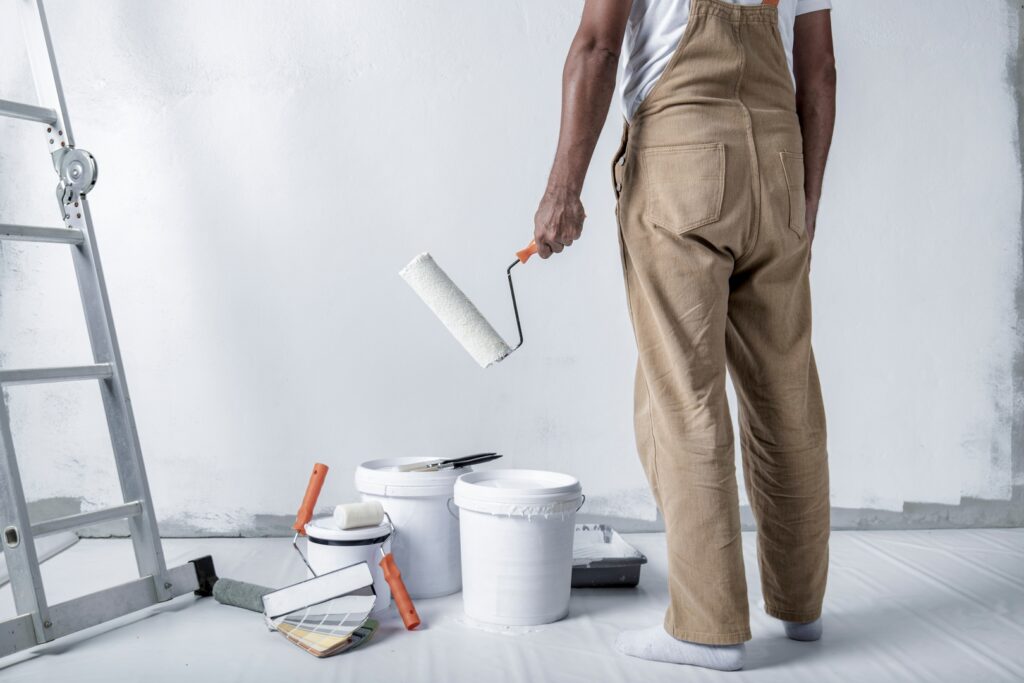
190 556 219 597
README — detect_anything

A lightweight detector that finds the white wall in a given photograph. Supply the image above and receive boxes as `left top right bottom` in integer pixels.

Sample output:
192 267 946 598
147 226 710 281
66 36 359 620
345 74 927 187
0 1 1020 534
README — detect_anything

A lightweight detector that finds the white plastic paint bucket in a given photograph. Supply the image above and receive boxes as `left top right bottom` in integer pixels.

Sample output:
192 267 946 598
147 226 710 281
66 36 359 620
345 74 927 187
304 516 392 614
454 469 584 626
355 457 466 598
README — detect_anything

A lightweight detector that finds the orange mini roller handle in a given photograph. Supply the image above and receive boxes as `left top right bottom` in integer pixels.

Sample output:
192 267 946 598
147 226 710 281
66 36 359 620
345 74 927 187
292 463 329 535
516 240 538 264
380 552 420 630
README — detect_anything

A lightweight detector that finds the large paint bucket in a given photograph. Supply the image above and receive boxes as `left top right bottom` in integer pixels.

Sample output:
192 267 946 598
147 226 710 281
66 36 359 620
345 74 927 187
304 516 392 614
454 469 584 626
355 457 466 598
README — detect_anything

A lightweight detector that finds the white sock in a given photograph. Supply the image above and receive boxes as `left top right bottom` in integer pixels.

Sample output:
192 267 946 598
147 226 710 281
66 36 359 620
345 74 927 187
615 626 745 671
783 618 822 641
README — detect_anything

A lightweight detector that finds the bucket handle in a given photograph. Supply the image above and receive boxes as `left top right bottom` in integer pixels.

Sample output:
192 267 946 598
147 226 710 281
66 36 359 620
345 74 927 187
576 494 586 512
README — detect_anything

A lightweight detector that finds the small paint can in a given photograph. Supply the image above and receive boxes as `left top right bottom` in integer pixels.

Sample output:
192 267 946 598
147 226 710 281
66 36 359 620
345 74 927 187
304 516 392 614
355 458 466 599
454 469 584 626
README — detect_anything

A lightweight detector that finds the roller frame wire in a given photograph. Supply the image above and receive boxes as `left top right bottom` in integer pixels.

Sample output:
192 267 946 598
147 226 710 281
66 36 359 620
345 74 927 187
506 260 525 354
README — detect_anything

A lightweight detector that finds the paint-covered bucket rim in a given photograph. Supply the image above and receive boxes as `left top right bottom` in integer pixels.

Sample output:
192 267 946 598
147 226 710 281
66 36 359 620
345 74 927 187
356 457 468 498
305 515 392 544
454 469 583 516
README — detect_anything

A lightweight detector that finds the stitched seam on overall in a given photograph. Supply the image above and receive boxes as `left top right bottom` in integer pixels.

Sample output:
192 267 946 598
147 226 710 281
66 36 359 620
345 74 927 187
733 22 762 269
611 148 661 495
645 374 661 494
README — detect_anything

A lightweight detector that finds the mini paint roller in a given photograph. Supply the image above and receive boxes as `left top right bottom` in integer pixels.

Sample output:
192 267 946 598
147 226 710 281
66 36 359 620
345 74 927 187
332 500 384 529
334 501 421 630
400 240 539 368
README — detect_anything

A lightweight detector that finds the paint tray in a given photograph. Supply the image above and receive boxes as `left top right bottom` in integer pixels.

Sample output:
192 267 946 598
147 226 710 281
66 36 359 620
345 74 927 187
571 524 647 588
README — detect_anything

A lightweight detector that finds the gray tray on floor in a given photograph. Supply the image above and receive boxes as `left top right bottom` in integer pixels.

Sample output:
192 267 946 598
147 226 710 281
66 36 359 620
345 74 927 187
571 524 647 588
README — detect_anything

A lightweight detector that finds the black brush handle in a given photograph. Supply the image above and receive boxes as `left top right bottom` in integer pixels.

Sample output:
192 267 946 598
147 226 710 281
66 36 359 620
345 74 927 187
453 453 503 469
448 452 496 464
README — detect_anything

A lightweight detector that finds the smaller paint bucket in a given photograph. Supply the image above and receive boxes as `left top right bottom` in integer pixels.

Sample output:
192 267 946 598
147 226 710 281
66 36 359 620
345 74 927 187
355 458 466 598
304 516 392 614
454 469 583 626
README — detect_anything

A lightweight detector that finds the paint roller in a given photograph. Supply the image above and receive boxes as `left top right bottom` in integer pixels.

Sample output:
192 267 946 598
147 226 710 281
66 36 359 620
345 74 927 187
333 501 421 631
209 564 380 658
400 240 539 368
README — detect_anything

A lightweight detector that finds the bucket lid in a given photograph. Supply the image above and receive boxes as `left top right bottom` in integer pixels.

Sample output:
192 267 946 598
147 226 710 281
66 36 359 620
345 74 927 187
355 457 467 498
454 469 583 517
305 515 391 544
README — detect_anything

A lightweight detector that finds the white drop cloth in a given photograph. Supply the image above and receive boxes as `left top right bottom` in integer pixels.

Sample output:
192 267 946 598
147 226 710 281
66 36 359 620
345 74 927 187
1 530 1021 682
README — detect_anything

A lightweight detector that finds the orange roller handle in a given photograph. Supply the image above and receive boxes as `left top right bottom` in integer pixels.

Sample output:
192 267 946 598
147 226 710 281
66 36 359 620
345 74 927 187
516 240 538 264
380 552 420 630
292 463 329 535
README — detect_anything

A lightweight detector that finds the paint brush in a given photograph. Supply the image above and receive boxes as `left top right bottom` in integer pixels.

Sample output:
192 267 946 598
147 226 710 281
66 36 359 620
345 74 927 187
397 453 503 472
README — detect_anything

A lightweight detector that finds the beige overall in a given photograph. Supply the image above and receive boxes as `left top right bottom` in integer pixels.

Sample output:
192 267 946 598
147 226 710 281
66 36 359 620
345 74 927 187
613 0 830 645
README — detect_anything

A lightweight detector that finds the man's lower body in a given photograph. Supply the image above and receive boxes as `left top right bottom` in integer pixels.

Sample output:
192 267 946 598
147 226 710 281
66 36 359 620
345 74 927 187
611 0 830 670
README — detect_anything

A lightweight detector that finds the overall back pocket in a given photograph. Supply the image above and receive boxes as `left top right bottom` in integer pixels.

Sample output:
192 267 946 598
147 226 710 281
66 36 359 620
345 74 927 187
780 151 806 236
641 143 725 235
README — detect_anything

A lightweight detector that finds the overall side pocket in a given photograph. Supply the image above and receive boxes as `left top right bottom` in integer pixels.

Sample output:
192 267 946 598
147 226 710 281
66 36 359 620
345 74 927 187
780 151 806 237
640 143 725 235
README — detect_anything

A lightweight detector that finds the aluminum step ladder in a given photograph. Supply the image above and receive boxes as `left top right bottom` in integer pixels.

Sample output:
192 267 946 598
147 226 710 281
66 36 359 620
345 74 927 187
0 0 214 658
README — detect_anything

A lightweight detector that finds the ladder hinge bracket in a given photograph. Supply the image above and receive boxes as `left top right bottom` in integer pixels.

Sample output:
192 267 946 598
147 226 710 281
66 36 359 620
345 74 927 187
53 147 98 206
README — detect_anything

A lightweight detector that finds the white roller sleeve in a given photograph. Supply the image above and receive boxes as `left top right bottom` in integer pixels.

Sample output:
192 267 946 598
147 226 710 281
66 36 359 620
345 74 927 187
333 501 385 530
400 253 512 368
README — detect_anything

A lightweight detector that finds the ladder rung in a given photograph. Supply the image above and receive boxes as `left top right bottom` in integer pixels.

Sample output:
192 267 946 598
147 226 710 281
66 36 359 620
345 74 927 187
0 224 84 245
31 501 143 537
0 363 113 386
0 98 59 125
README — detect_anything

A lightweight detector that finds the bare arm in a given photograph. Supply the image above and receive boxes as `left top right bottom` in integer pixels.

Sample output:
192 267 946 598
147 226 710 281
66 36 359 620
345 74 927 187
533 0 633 259
793 9 836 247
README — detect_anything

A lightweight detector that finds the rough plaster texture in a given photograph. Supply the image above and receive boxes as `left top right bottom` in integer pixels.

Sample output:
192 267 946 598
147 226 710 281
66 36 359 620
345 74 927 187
0 0 1022 536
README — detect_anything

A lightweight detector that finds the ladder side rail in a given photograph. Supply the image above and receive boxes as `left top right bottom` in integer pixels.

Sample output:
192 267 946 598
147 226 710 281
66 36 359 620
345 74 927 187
0 401 50 644
63 198 172 601
0 615 36 658
16 0 74 155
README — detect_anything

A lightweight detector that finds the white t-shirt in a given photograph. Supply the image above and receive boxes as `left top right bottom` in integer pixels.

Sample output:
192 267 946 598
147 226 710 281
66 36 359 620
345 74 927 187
620 0 832 120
